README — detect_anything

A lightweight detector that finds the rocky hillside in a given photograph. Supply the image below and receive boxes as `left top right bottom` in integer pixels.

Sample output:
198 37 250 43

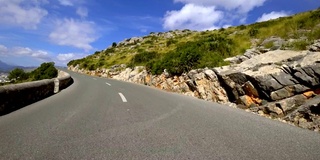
68 9 320 132
68 8 320 73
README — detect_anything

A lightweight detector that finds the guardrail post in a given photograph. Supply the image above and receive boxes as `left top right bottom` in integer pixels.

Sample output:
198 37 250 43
54 78 59 93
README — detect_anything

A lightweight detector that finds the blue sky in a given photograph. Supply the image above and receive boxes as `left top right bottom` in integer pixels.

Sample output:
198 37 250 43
0 0 319 66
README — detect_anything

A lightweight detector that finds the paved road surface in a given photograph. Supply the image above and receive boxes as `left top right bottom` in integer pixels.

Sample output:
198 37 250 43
1 71 320 159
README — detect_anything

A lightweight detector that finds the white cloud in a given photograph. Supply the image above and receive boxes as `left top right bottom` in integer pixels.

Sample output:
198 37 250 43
256 11 290 22
163 4 223 30
58 0 84 6
0 45 51 62
164 0 268 31
174 0 266 13
57 53 76 61
58 0 74 6
12 47 33 55
11 47 51 61
56 53 88 65
0 45 8 53
76 7 88 18
0 0 48 29
0 44 88 66
49 18 98 51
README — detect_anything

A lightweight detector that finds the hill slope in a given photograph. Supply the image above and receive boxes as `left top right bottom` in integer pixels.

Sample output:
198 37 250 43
68 8 320 75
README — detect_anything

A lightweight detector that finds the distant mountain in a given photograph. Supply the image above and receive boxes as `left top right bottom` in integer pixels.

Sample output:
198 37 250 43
0 61 37 73
0 60 16 72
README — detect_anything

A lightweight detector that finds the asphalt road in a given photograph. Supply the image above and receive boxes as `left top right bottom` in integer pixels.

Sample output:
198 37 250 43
1 71 320 160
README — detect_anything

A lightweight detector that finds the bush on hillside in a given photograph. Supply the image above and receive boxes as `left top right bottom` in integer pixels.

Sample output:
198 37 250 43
31 62 58 80
308 28 320 40
130 51 158 67
166 39 177 46
112 42 117 47
292 40 310 50
237 25 246 30
248 28 259 37
8 68 29 82
8 62 58 83
68 58 85 67
104 48 115 54
147 34 234 75
310 9 320 20
94 51 101 55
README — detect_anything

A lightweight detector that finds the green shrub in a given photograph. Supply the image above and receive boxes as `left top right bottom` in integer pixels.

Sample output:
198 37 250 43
310 9 320 20
67 60 76 66
263 41 274 49
148 34 234 75
292 40 309 50
80 63 88 69
248 28 259 37
93 51 101 55
219 28 225 32
88 64 96 70
112 42 117 47
238 25 246 30
131 51 158 66
104 48 115 54
8 68 29 81
308 28 320 40
144 40 153 44
97 61 104 68
166 39 177 46
31 62 58 80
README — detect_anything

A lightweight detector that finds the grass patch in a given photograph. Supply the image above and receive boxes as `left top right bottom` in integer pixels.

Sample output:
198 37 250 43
292 40 310 50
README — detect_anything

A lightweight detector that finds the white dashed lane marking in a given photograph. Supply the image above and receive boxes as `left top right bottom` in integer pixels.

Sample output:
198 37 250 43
118 93 127 103
93 78 97 80
105 82 111 86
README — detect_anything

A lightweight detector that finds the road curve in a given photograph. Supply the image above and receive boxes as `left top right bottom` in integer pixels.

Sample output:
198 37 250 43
0 71 319 159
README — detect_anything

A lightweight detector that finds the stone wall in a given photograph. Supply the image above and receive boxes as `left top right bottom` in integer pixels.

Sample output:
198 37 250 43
0 70 73 115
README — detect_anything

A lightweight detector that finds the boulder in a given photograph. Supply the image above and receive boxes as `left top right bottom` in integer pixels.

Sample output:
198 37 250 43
242 81 259 98
308 39 320 52
224 49 261 64
270 86 295 101
217 50 320 102
187 69 229 103
284 95 320 131
112 68 132 81
259 36 285 51
237 95 256 108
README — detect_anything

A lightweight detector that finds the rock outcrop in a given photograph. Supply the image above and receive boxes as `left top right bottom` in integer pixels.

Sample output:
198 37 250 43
69 40 320 132
214 47 320 131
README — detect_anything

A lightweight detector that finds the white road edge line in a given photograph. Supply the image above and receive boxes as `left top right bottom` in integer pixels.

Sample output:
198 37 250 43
118 93 127 103
105 82 111 86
